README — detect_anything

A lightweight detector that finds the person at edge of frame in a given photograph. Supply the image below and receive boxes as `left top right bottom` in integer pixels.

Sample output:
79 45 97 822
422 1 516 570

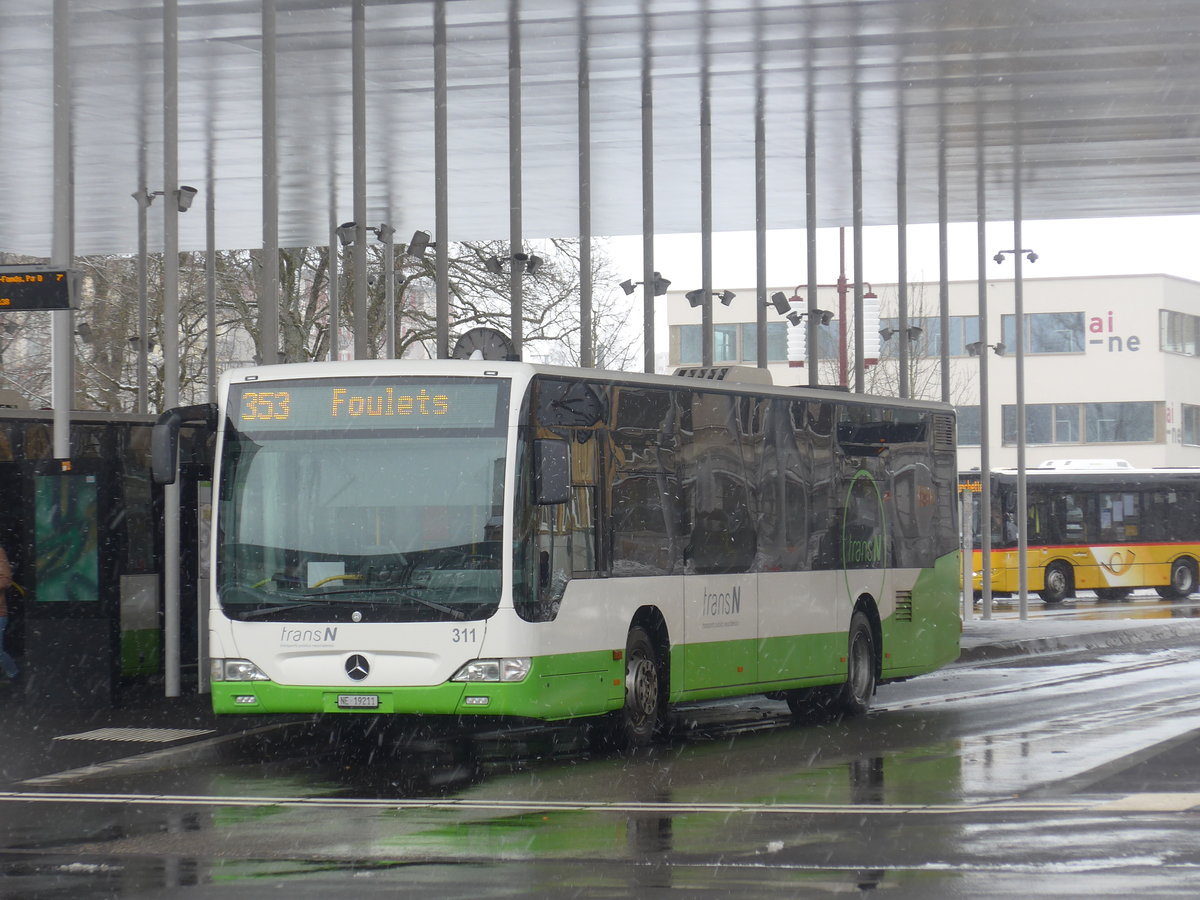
0 545 20 683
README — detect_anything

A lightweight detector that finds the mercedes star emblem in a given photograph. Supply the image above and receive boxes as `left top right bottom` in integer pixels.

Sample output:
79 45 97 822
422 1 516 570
345 654 370 681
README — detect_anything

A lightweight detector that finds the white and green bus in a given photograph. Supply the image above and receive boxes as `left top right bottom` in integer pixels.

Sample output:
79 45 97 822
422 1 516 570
154 359 961 747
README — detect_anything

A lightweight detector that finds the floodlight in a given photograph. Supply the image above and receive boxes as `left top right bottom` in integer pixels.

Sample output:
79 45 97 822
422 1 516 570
176 185 197 212
685 290 704 308
337 222 357 247
619 279 636 295
717 290 735 306
770 291 791 316
407 230 432 257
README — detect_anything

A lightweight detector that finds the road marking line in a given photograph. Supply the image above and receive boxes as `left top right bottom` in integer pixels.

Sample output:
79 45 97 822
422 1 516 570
0 790 1193 816
54 727 215 743
1093 793 1200 812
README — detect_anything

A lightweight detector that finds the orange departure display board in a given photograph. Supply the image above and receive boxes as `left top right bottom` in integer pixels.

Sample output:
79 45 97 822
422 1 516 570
0 268 80 311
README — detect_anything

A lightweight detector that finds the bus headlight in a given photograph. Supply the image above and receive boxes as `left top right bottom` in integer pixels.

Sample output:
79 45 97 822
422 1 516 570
450 657 531 683
211 658 271 682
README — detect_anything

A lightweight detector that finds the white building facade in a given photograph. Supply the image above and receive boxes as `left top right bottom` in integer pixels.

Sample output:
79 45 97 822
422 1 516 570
663 273 1200 471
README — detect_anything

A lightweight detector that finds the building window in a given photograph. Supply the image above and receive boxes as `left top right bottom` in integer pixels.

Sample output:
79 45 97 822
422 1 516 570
1184 405 1200 445
1003 401 1158 445
956 406 980 446
675 322 790 366
1161 309 1200 357
1001 312 1085 354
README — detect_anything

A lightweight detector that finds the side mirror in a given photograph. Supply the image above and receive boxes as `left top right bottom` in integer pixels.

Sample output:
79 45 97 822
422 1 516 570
152 403 218 485
534 439 570 505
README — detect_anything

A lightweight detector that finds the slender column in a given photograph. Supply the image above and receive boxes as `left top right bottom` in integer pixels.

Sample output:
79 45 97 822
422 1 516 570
699 6 713 368
206 162 216 401
578 1 593 368
640 0 655 373
434 0 450 358
163 0 182 697
897 108 909 398
938 83 950 404
508 0 524 355
805 59 818 384
753 7 767 369
352 0 369 358
851 88 864 392
1014 148 1029 620
261 0 280 364
135 187 150 413
51 0 73 458
976 114 993 620
381 225 396 357
328 212 340 360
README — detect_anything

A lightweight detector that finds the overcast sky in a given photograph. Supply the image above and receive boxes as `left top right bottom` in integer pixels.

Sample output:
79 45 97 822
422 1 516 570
604 215 1200 293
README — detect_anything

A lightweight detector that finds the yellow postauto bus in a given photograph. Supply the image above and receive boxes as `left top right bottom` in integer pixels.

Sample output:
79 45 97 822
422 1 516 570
965 465 1200 604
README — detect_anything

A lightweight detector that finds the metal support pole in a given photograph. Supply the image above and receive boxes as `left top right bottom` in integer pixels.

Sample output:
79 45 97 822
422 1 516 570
434 0 450 359
938 84 951 404
51 0 73 460
578 1 593 368
1014 152 1029 621
261 0 280 365
851 91 864 392
134 188 150 414
206 163 216 402
328 212 340 360
699 6 713 368
381 225 396 357
976 115 993 620
640 0 655 374
508 0 524 356
163 0 182 697
352 0 369 359
805 63 818 384
897 108 910 399
753 8 767 370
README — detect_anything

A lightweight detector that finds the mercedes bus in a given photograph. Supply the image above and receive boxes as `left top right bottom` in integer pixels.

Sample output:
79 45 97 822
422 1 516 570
154 358 961 746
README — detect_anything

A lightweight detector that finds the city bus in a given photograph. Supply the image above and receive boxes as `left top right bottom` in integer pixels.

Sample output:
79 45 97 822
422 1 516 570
966 465 1200 604
154 358 961 747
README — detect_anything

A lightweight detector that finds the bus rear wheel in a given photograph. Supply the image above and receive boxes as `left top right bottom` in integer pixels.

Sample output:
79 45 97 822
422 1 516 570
1039 562 1072 605
1157 558 1198 600
787 611 876 719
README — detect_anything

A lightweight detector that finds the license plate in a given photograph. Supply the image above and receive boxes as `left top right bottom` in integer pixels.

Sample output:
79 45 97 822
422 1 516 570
337 694 380 709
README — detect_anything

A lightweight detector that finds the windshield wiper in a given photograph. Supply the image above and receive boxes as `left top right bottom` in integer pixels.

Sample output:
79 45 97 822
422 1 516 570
314 585 466 619
236 586 465 620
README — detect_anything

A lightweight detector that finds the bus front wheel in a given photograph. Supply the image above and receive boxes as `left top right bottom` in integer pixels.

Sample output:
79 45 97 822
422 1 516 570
1039 562 1072 605
614 626 663 749
1157 558 1198 600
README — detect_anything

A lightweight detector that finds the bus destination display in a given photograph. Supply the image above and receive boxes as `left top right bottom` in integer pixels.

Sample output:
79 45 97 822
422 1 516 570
0 268 80 311
232 378 505 431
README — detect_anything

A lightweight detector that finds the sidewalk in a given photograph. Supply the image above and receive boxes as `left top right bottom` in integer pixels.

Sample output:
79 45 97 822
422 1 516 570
4 611 1200 788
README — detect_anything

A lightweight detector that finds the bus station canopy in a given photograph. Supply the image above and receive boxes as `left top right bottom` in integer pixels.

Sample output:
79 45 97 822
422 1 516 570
2 0 1200 257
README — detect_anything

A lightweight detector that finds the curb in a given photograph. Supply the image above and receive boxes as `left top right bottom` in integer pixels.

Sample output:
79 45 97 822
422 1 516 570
957 618 1200 664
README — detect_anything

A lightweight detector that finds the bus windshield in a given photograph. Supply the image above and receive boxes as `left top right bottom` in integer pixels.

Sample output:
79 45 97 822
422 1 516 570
217 377 509 623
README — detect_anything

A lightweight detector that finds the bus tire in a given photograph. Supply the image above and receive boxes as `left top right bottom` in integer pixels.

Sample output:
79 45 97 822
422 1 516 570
1157 557 1198 600
612 626 663 750
1039 562 1072 605
839 611 877 716
788 611 876 719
